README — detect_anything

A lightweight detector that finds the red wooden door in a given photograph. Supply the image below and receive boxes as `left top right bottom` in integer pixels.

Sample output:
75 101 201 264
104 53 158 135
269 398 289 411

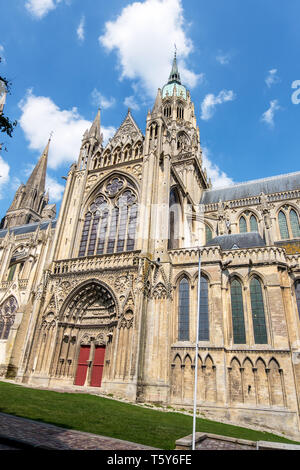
90 346 106 387
74 345 90 386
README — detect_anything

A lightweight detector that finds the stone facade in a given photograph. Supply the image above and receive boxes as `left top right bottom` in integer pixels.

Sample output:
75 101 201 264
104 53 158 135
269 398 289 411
0 55 300 439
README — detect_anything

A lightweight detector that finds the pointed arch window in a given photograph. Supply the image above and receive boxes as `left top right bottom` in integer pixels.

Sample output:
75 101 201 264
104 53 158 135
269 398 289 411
78 177 138 257
199 276 209 341
230 278 246 344
178 278 189 341
239 213 258 233
205 225 212 244
290 209 300 238
239 216 247 233
295 281 300 320
168 189 181 249
250 277 268 344
250 215 258 232
278 206 300 240
278 211 289 239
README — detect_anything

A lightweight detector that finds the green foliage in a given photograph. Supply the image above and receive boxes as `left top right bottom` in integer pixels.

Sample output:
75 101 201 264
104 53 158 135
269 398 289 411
0 57 17 148
0 381 299 449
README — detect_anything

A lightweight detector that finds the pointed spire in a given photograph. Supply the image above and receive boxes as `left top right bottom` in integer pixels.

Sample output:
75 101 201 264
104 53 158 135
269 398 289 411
88 108 101 141
0 90 7 115
168 49 181 85
26 137 50 194
152 88 162 112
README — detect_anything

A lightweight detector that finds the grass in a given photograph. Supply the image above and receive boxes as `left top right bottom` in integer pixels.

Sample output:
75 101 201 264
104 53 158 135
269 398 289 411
0 381 299 449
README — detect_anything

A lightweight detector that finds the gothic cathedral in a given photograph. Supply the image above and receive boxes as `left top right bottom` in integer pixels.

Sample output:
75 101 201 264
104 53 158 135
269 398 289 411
1 56 300 439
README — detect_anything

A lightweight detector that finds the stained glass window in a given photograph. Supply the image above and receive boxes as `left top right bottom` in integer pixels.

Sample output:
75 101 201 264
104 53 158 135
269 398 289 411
230 279 246 344
239 216 247 233
279 211 289 239
250 215 258 232
78 176 138 257
199 276 209 341
178 278 189 341
290 210 300 238
295 281 300 320
250 277 268 344
205 225 212 244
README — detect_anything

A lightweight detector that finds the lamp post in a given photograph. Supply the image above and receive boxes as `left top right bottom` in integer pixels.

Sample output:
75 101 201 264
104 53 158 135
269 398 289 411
192 248 201 450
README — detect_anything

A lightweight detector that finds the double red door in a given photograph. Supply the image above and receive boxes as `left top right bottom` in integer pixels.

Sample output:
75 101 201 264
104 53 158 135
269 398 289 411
74 345 106 387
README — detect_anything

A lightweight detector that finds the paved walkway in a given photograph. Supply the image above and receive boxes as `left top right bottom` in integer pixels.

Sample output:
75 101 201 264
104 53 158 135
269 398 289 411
0 412 158 450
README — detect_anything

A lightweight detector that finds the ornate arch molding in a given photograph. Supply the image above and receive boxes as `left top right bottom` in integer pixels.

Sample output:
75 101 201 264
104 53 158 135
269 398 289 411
59 279 119 322
0 295 18 340
226 272 245 289
82 170 140 214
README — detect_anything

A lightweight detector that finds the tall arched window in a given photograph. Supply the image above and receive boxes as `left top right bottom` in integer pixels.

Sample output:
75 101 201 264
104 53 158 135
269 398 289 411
205 225 213 244
295 281 300 320
78 176 138 257
278 211 289 239
199 276 209 341
250 277 268 344
290 210 300 238
168 189 180 249
239 216 247 233
250 215 258 232
178 278 189 341
230 278 246 344
278 206 300 240
239 212 259 233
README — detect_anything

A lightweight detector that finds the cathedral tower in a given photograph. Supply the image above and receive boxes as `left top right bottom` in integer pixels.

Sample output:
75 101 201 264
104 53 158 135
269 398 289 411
1 139 56 229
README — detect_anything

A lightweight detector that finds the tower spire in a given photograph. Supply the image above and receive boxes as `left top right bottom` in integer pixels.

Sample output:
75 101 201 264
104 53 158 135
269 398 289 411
88 108 101 141
168 48 181 85
25 137 50 194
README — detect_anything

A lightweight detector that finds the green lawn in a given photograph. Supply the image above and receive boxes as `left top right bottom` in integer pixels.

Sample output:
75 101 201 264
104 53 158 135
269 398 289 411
0 381 299 449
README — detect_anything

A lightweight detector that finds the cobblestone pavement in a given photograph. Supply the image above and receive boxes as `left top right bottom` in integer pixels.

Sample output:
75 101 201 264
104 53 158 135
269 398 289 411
0 413 158 450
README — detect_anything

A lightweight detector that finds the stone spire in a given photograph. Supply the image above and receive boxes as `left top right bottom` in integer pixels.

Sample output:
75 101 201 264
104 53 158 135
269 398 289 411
88 108 101 141
1 138 55 229
25 138 50 195
168 50 181 85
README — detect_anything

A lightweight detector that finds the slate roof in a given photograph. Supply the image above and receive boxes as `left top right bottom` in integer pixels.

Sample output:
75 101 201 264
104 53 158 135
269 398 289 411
201 171 300 205
0 220 57 239
206 232 266 250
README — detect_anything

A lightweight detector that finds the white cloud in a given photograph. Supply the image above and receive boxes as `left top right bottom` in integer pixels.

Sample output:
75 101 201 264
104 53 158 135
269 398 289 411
216 51 231 65
77 15 85 42
91 88 116 109
99 0 202 97
0 45 6 64
0 155 10 199
45 174 65 201
201 90 236 120
202 147 234 188
19 90 116 169
25 0 64 19
124 96 140 111
261 99 281 128
265 69 280 88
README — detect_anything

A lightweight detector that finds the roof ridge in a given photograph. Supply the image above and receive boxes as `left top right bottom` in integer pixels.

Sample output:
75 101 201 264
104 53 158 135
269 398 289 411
205 170 300 193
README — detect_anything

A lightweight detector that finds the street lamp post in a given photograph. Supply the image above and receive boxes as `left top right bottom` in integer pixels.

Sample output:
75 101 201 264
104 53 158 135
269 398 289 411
192 248 201 450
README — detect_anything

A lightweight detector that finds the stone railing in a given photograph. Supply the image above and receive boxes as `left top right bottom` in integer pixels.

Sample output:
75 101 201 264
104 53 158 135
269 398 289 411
221 246 287 266
169 246 222 265
169 246 287 267
52 251 140 276
18 279 29 290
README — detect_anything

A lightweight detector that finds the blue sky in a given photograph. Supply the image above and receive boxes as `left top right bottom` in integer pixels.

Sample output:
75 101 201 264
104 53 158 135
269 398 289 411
1 0 300 217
